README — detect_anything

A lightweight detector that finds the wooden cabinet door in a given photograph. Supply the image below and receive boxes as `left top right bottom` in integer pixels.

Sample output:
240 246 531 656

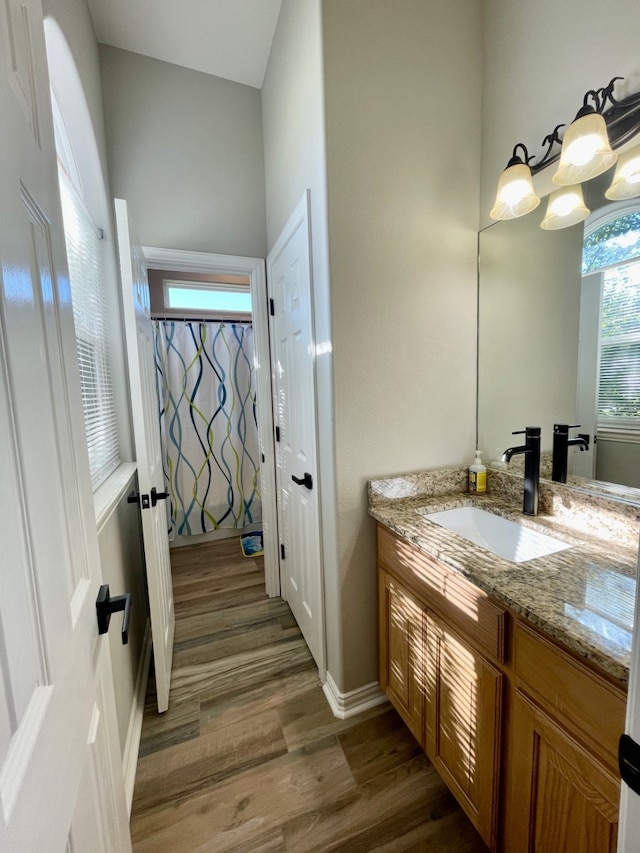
424 610 502 848
379 571 424 745
506 690 619 852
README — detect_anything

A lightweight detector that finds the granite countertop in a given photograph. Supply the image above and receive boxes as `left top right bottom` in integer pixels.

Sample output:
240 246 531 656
369 467 639 687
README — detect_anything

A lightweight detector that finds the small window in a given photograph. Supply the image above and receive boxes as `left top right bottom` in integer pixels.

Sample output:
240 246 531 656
164 280 251 314
58 170 120 488
582 210 640 274
582 206 640 435
598 259 640 426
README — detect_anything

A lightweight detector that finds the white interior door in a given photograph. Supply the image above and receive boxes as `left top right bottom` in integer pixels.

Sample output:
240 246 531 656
268 191 325 673
116 199 175 714
0 1 130 850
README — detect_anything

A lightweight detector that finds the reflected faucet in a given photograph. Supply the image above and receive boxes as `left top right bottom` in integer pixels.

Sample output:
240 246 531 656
501 426 541 516
551 423 590 483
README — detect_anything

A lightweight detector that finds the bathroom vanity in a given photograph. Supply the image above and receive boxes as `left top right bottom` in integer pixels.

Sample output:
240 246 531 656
370 467 637 852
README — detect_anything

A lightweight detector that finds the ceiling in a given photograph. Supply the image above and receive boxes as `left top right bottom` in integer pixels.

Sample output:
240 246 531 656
86 0 283 89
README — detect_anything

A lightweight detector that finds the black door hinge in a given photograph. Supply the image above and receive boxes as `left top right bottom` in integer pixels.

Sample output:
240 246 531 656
275 425 280 442
269 298 275 316
280 543 286 560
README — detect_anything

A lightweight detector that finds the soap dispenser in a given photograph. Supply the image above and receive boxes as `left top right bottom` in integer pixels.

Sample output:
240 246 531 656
468 450 486 494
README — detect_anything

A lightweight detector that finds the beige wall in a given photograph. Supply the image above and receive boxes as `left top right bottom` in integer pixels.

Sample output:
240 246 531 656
323 0 483 691
262 0 483 694
99 46 267 258
261 0 341 683
478 205 583 462
480 0 640 229
597 440 640 488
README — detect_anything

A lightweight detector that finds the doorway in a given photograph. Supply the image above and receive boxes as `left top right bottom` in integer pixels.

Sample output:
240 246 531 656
142 247 279 593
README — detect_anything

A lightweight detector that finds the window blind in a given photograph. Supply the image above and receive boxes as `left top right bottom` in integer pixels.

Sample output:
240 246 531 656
598 259 640 431
58 170 120 489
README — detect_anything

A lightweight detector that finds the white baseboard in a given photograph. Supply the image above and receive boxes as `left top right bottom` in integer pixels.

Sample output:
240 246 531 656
122 620 152 815
322 671 388 720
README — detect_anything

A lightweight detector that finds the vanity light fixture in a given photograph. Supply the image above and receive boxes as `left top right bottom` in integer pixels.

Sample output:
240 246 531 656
605 143 640 200
490 129 563 221
489 143 541 220
552 81 619 186
540 185 590 231
490 77 640 225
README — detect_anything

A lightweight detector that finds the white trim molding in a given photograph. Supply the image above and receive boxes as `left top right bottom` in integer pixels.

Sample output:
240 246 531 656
598 428 640 445
322 671 388 721
122 621 152 815
94 462 137 534
142 246 279 598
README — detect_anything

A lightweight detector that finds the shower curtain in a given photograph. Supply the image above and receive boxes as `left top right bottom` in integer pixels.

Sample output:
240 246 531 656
153 320 261 537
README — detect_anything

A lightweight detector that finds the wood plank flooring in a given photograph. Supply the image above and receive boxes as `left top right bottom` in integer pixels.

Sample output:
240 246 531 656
130 538 487 852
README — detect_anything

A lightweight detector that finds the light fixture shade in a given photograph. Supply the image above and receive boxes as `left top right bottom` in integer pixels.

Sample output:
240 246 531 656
552 112 617 186
605 143 640 200
490 162 540 221
540 185 590 230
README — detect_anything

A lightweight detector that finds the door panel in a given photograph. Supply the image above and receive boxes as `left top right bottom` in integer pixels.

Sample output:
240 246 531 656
378 571 424 744
0 1 130 848
424 610 502 848
115 198 175 713
268 192 324 672
508 690 618 852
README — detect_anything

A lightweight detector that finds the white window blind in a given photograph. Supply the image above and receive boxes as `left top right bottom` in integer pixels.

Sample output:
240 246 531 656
598 258 640 433
58 170 120 488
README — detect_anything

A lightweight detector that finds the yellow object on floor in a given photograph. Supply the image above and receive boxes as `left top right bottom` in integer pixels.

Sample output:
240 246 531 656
240 531 264 557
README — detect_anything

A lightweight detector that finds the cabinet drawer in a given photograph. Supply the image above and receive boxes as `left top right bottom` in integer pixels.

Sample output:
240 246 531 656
513 620 625 768
377 524 506 664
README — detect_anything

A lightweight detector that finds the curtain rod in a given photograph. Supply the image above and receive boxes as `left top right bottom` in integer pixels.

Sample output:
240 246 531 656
151 315 252 325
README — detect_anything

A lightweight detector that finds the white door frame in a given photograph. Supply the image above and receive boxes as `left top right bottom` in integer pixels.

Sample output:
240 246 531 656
142 246 279 596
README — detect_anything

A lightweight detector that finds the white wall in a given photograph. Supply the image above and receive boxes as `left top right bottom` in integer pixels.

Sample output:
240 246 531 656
481 0 640 229
99 46 267 258
97 483 147 750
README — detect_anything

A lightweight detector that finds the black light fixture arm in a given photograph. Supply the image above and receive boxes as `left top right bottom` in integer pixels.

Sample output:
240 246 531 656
507 142 534 167
504 77 640 177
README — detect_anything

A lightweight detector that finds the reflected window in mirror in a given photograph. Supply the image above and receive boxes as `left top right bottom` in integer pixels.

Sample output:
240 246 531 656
583 208 640 273
577 204 640 486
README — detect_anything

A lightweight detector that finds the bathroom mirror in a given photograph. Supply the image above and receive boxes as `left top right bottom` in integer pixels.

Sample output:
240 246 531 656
477 169 640 493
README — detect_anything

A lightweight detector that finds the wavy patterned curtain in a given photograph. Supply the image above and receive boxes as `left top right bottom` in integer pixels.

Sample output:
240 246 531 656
153 320 261 537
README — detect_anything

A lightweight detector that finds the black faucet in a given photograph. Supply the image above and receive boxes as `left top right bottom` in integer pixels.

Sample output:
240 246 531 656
551 423 590 483
501 426 541 516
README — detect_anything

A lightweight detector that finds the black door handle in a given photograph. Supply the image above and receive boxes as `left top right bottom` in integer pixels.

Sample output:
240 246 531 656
292 472 313 490
96 584 132 645
127 490 150 509
151 486 169 507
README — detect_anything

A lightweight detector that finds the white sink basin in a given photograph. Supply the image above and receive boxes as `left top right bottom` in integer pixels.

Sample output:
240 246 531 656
424 506 572 563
